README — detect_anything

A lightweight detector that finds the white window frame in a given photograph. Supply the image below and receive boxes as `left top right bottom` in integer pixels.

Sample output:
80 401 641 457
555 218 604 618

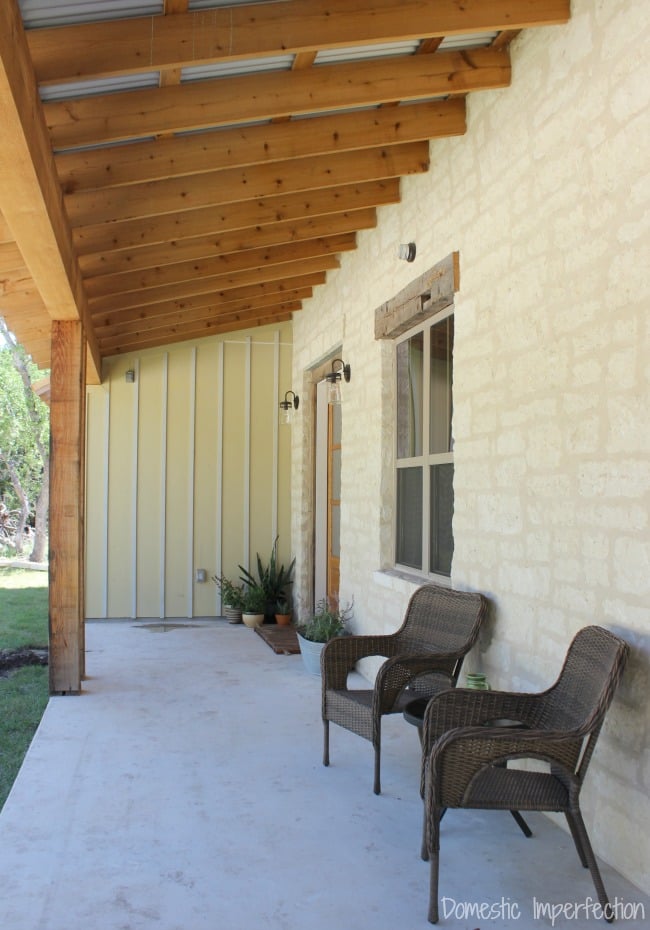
394 304 454 579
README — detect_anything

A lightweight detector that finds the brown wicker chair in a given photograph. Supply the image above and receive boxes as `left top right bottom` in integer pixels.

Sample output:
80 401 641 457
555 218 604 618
321 583 488 794
420 625 629 924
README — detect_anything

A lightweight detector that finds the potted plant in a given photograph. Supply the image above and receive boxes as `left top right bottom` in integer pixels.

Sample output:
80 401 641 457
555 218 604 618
241 584 267 628
295 598 352 675
212 574 245 624
239 536 295 622
274 596 293 626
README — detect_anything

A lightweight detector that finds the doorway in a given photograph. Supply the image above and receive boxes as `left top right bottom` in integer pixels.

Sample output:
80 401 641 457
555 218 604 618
314 379 341 609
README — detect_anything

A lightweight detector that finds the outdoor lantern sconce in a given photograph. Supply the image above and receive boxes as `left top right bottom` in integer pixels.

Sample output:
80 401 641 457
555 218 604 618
325 358 351 405
125 369 135 383
398 242 417 262
279 390 299 425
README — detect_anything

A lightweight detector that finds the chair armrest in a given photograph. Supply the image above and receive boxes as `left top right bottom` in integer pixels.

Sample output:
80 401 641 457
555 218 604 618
373 653 459 714
425 725 583 807
321 635 400 689
422 687 541 756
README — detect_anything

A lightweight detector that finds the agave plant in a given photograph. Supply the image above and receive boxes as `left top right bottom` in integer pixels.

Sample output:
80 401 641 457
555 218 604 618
238 536 295 616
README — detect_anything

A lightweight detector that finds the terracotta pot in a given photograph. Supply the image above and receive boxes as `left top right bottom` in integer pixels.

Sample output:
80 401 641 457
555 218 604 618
275 613 292 626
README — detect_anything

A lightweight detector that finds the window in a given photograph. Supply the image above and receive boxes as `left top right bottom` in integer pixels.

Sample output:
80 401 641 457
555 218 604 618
395 310 454 576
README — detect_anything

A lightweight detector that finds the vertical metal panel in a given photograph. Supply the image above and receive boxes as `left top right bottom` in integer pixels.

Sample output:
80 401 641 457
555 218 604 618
101 385 110 618
131 359 140 619
243 335 251 568
84 384 110 618
272 330 280 541
159 353 168 618
215 341 224 613
187 347 196 618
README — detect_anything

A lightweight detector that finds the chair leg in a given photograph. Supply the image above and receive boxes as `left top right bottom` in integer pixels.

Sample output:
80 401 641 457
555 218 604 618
565 810 588 868
510 810 532 837
427 808 442 924
373 744 381 795
422 808 446 861
322 720 330 767
565 810 612 920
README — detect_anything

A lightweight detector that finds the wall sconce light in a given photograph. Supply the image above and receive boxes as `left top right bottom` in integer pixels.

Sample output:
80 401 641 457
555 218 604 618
279 390 299 425
125 369 135 383
325 358 351 405
398 242 417 262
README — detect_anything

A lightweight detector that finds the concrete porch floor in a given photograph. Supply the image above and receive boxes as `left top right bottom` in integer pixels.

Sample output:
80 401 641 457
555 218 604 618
0 620 647 930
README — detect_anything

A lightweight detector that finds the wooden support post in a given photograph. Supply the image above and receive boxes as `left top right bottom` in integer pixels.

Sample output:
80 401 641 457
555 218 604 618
49 321 86 695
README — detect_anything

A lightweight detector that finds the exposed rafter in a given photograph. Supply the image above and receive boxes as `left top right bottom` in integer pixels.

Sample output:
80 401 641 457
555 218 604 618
0 0 571 364
0 0 100 378
27 0 570 84
44 50 509 148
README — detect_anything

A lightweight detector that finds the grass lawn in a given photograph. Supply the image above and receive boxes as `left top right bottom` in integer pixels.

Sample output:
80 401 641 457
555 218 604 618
0 567 49 810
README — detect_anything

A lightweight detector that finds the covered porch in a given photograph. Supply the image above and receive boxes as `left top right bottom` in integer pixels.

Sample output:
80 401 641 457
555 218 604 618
0 619 646 929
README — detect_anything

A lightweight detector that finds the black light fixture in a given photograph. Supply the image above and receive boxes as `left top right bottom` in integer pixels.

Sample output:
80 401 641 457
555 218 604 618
398 242 417 262
325 358 351 404
279 390 299 425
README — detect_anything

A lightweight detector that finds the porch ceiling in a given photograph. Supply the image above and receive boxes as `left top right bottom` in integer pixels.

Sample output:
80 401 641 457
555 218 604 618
0 1 569 381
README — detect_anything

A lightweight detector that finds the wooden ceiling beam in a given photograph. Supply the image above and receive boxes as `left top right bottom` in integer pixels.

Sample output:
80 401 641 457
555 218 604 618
79 213 374 282
28 0 569 85
0 211 15 242
78 208 377 279
44 50 509 149
102 311 295 356
72 179 401 255
65 143 428 227
0 241 27 274
57 99 465 193
97 302 303 351
99 303 303 351
94 289 313 340
89 254 340 315
90 274 326 329
85 232 357 300
0 0 100 381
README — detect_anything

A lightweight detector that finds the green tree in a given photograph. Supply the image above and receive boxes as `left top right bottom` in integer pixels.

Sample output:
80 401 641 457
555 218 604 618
0 318 49 562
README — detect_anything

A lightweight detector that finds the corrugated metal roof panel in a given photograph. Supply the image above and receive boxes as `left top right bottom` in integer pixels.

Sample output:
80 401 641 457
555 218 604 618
292 104 379 121
315 42 419 65
439 32 498 50
52 135 157 156
19 0 161 29
39 72 161 101
182 55 293 82
189 0 288 8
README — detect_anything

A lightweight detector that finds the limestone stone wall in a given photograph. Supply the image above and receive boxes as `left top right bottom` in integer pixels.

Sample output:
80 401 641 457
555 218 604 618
291 0 649 889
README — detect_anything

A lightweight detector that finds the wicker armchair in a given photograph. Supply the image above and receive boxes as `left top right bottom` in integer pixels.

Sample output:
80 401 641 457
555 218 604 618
321 583 487 794
420 625 629 924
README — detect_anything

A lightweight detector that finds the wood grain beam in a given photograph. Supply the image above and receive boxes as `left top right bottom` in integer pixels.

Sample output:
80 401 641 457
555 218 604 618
85 233 356 299
94 289 313 340
27 0 570 85
0 0 100 381
98 300 303 352
89 255 340 315
0 241 25 273
72 179 401 255
49 320 85 694
90 274 326 329
103 311 294 356
64 143 428 226
44 50 509 149
78 208 377 278
57 99 465 193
